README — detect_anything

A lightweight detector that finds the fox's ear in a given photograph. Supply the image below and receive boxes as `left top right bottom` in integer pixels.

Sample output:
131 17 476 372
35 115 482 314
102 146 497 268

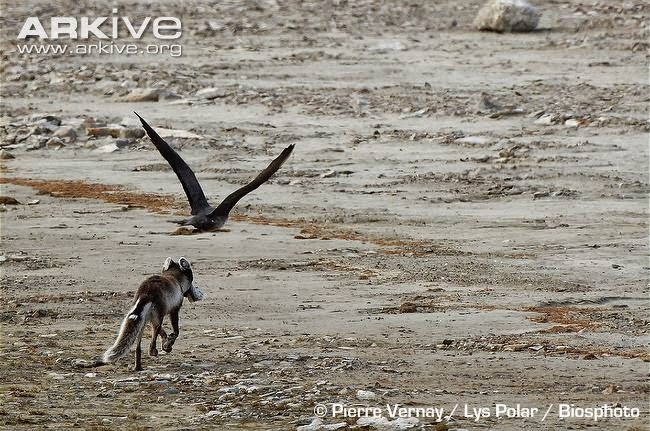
163 257 173 271
179 257 191 271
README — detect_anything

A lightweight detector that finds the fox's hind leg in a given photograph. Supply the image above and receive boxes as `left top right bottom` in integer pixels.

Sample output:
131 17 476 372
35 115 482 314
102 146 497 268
149 318 167 356
159 327 168 348
149 324 161 357
134 332 143 371
162 308 179 353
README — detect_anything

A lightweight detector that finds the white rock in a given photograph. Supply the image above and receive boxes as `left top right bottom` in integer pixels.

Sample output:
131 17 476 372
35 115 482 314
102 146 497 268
120 116 141 127
473 0 541 32
356 416 390 427
120 79 138 89
323 423 347 430
455 136 492 145
534 113 556 125
297 418 323 431
356 389 377 400
367 40 407 53
564 118 580 127
46 137 65 148
53 126 77 141
25 137 47 151
195 87 225 99
398 108 429 119
123 88 161 102
95 143 120 153
390 417 420 430
156 128 203 139
356 416 419 430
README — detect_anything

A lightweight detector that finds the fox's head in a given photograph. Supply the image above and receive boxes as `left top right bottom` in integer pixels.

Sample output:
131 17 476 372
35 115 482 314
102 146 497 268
162 257 204 302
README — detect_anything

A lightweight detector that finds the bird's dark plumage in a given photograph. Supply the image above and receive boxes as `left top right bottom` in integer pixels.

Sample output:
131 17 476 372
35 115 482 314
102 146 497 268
135 112 294 230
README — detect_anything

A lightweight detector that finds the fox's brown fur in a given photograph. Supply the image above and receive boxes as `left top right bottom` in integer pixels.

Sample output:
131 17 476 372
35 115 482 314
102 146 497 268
81 257 203 371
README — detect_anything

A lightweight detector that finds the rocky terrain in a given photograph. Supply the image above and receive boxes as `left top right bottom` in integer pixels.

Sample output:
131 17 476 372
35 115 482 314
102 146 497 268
0 1 648 430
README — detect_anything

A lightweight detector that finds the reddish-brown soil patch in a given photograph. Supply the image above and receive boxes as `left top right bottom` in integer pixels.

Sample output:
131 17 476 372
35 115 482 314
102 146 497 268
1 177 180 214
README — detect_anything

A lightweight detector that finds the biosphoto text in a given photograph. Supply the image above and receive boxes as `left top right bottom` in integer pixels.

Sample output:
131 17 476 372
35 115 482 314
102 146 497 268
16 9 182 57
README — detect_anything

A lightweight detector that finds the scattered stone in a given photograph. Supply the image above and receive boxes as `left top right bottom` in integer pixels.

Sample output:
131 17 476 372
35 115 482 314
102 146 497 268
504 343 528 351
115 138 134 148
455 136 492 146
367 40 407 53
0 149 15 159
473 0 541 33
31 114 61 127
123 88 161 102
322 423 347 431
356 389 377 401
164 386 180 394
25 137 47 151
391 417 420 430
356 416 390 427
356 416 420 431
156 128 203 139
399 107 429 119
171 227 197 235
601 384 616 394
46 137 65 149
297 418 323 431
534 113 557 125
95 143 121 153
218 392 236 401
48 372 72 380
297 418 345 431
195 87 226 99
564 118 591 127
53 126 77 141
87 127 123 138
160 91 182 101
476 92 500 112
26 199 40 205
120 116 141 127
119 128 145 139
0 196 20 205
167 99 194 106
399 302 418 313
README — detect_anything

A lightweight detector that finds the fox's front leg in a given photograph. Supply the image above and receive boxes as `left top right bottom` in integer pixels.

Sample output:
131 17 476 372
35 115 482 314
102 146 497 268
162 309 179 353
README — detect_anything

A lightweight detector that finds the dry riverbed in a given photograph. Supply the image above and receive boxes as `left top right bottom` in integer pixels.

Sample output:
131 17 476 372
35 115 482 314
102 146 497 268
0 1 648 430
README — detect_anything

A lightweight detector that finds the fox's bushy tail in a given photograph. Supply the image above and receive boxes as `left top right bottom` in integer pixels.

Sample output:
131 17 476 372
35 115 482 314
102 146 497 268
101 298 152 364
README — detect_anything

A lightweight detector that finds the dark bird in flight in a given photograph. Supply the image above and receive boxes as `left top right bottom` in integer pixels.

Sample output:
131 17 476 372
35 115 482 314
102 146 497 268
135 113 294 231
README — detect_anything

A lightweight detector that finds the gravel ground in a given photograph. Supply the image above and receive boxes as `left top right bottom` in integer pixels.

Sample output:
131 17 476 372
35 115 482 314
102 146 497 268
0 1 648 430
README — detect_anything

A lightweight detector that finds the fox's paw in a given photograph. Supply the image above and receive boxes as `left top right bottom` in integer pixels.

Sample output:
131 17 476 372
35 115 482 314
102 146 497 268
149 347 158 357
162 334 177 352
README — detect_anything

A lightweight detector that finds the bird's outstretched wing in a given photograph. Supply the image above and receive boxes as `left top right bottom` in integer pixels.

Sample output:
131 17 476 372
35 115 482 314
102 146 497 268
135 112 211 215
210 144 295 217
